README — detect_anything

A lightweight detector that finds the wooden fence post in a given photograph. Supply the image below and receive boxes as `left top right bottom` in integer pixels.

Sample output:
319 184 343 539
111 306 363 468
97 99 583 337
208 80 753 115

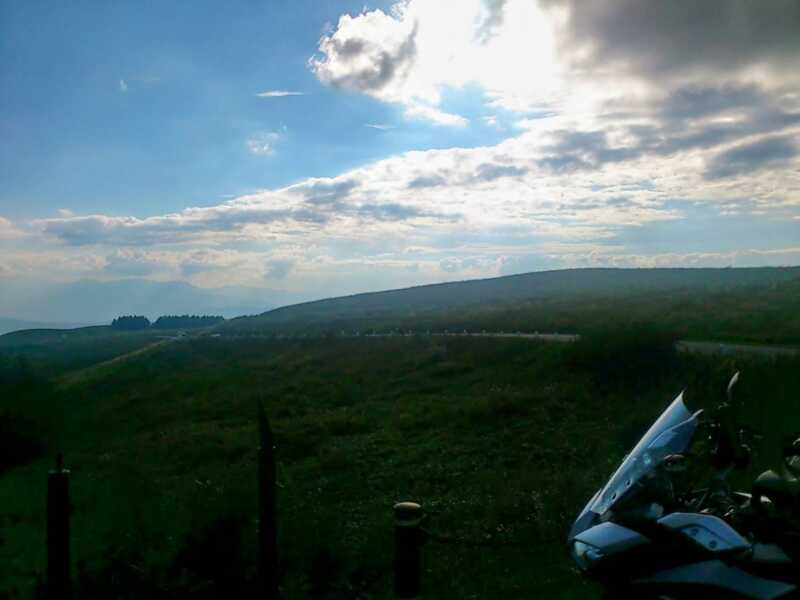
394 501 423 599
257 402 279 600
47 453 71 600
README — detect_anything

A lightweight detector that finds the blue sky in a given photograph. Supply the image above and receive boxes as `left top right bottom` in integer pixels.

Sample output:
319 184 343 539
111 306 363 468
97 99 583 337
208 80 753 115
1 0 799 305
0 0 509 219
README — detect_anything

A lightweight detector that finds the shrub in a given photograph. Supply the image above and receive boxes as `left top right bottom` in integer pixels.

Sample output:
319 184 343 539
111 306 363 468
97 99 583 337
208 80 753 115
566 325 678 387
0 412 47 474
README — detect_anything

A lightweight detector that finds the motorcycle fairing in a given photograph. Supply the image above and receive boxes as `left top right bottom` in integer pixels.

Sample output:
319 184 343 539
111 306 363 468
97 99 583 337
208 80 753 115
571 521 651 571
568 489 600 542
658 512 750 554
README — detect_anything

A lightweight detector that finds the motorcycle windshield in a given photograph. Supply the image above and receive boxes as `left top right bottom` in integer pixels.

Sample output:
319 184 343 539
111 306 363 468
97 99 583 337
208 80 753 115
589 392 699 515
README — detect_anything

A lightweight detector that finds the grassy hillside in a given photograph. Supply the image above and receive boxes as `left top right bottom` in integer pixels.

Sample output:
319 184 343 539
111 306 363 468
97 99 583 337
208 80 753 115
0 326 165 376
221 267 800 344
2 333 798 598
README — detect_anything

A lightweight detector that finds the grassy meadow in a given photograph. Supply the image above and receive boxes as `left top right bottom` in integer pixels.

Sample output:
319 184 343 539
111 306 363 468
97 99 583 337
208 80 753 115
2 330 799 598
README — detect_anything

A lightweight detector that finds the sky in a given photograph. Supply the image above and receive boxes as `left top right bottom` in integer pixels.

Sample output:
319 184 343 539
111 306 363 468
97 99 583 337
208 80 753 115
1 0 799 300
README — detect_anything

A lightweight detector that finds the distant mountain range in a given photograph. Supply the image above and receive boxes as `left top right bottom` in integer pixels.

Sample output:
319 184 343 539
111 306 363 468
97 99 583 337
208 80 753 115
0 278 306 326
0 317 101 336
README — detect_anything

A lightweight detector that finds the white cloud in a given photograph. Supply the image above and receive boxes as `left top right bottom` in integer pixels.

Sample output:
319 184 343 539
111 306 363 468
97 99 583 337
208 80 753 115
365 123 396 130
558 247 800 270
33 98 800 255
256 90 305 97
0 217 26 241
247 132 282 156
311 0 800 128
404 104 468 127
309 0 564 124
119 79 128 92
7 1 800 291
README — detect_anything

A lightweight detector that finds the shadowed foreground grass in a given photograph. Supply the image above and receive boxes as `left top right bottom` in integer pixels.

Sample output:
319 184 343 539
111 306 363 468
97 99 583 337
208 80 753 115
1 333 799 598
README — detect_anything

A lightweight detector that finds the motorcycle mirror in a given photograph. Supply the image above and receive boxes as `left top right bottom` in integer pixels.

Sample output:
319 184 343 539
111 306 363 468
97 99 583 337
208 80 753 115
726 371 740 404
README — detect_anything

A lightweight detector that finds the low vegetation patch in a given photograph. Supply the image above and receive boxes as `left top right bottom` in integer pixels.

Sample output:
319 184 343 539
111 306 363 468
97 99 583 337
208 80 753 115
0 412 48 474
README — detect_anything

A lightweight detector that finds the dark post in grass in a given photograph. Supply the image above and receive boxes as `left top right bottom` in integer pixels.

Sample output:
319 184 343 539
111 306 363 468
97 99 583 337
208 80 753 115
394 501 424 599
47 453 71 600
257 402 279 600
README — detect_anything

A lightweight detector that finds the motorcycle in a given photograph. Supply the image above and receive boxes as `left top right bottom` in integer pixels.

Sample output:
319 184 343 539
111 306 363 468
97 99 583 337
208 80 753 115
568 372 800 599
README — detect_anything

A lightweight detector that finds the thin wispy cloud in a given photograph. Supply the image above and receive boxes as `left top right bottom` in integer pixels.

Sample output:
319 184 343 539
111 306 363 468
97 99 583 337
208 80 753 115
119 79 128 92
255 90 305 97
365 123 395 130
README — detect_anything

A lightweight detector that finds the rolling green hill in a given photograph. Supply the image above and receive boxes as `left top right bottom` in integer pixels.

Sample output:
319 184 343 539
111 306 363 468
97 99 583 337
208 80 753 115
2 333 799 599
221 267 800 344
0 326 165 376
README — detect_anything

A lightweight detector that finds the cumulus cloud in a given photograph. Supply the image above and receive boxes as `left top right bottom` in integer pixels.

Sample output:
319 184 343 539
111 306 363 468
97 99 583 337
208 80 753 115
32 86 800 270
309 4 471 127
36 167 461 248
311 7 420 101
311 0 800 127
310 0 574 119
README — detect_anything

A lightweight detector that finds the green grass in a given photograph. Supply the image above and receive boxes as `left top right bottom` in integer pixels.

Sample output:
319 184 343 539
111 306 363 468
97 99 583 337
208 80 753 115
1 334 799 598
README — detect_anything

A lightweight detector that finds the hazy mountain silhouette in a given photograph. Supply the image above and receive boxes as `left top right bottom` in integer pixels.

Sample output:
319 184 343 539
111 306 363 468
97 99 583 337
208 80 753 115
0 317 101 336
0 278 306 324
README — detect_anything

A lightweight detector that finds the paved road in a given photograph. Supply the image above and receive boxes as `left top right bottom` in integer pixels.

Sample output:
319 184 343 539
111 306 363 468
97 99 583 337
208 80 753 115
677 340 799 357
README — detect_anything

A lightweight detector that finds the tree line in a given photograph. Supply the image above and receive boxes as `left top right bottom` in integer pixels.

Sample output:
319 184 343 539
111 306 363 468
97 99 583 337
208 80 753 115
111 315 225 331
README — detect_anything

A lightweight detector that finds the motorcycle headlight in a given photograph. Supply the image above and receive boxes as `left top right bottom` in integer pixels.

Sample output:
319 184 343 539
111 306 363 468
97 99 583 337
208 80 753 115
571 540 604 571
